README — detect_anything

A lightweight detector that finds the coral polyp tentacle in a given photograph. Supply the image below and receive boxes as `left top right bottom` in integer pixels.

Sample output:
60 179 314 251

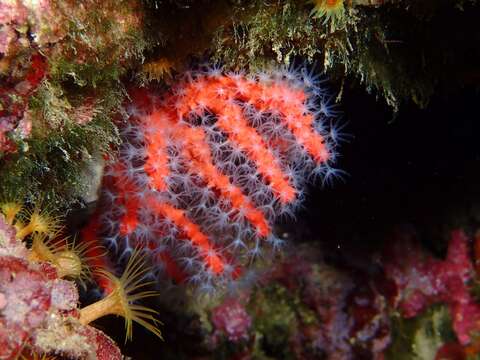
29 232 102 286
310 0 345 27
79 249 162 342
0 201 23 226
174 124 270 236
15 206 63 240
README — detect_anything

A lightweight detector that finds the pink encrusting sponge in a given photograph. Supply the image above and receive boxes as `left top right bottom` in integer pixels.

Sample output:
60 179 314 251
85 66 343 292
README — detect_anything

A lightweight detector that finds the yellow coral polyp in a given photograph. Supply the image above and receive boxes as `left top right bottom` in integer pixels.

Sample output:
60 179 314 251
29 233 55 263
55 249 85 279
142 58 174 81
16 207 63 240
79 250 162 342
30 234 100 286
20 351 56 360
310 0 345 26
0 202 22 225
54 238 104 286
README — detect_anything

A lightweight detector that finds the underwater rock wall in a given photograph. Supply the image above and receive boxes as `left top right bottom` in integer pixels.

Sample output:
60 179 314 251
0 0 479 359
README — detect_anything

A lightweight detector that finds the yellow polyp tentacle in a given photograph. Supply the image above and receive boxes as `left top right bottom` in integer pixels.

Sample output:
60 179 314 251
29 233 99 287
16 222 36 240
29 233 56 263
7 201 89 282
53 237 103 285
310 0 345 27
16 208 63 240
55 250 84 278
0 202 22 225
79 249 162 342
142 57 175 81
20 351 57 360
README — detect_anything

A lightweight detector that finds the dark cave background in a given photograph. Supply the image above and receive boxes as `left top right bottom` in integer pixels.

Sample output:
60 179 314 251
300 84 480 259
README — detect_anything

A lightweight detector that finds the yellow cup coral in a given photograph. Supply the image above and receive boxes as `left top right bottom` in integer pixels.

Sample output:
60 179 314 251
15 206 63 240
30 233 102 286
310 0 345 27
79 249 163 342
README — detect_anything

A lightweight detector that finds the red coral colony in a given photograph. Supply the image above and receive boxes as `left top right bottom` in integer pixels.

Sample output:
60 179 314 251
83 66 342 290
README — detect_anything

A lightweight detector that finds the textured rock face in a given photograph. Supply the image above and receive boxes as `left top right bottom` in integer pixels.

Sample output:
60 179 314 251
383 229 480 346
211 298 252 342
180 230 480 360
